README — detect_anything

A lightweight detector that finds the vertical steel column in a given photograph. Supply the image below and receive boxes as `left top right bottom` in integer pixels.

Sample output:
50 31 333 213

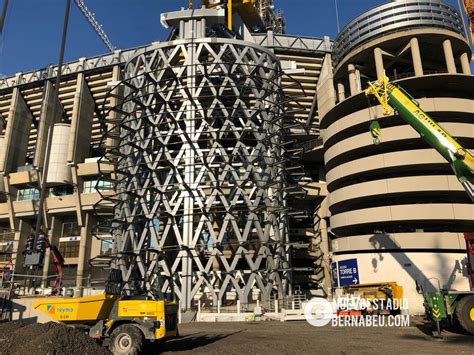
182 31 197 310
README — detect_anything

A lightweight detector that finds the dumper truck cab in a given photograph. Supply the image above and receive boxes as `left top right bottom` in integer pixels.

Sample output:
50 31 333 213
34 294 179 354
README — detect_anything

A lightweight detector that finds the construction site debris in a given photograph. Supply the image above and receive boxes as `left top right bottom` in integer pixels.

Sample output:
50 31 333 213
0 321 110 354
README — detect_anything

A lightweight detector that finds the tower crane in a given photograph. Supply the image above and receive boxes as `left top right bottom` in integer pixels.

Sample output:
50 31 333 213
74 0 116 52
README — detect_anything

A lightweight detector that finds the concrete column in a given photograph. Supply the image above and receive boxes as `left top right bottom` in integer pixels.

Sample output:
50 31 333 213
3 175 16 229
337 82 346 102
0 89 33 173
105 65 123 150
68 71 94 164
348 64 358 96
410 37 423 77
34 81 64 168
76 213 91 294
12 221 32 275
41 216 61 287
460 52 471 75
71 165 84 227
319 216 331 294
318 198 332 296
316 53 337 117
374 47 384 79
443 39 457 74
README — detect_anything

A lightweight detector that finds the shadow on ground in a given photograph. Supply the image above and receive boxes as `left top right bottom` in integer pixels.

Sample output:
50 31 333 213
397 323 474 345
143 330 242 353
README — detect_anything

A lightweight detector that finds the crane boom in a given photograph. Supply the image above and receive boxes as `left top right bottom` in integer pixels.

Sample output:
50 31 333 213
365 74 474 201
74 0 115 52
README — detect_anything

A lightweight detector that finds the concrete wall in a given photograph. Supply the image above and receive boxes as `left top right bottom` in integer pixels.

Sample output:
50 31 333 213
332 251 470 314
0 89 32 173
68 73 94 164
321 23 474 306
0 61 121 287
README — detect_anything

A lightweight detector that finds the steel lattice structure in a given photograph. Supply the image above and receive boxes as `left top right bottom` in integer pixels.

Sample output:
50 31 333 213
98 37 302 310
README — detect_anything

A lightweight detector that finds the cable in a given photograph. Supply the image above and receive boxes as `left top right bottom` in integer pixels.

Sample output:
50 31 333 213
0 0 9 76
0 0 8 35
34 0 71 244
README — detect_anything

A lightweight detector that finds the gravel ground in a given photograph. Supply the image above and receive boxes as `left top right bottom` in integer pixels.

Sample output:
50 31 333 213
0 318 472 354
157 319 474 355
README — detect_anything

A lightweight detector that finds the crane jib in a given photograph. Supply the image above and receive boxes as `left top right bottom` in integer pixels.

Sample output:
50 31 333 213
365 73 474 199
389 88 461 155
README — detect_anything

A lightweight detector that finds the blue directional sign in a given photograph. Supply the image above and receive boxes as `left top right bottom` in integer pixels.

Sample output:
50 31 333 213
336 258 359 287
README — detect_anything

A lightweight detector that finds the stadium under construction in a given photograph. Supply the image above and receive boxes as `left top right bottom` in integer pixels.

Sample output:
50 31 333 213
0 0 472 324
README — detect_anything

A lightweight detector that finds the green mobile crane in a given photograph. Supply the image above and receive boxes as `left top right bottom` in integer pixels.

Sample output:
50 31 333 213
365 73 474 336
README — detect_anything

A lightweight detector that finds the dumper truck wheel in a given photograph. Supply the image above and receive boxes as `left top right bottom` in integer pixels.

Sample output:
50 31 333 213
455 295 474 335
110 324 144 355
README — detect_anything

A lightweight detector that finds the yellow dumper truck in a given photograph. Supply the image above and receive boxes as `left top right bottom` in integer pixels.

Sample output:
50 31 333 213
34 293 178 354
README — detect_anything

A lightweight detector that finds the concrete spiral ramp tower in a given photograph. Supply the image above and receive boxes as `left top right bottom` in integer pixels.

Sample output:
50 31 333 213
317 0 473 312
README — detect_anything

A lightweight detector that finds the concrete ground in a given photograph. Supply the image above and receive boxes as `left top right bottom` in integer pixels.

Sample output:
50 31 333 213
157 318 474 354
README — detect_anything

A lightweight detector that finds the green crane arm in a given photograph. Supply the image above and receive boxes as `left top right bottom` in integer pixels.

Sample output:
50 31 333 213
365 74 474 201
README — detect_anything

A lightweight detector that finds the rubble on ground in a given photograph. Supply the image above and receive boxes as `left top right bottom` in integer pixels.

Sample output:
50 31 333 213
0 321 110 354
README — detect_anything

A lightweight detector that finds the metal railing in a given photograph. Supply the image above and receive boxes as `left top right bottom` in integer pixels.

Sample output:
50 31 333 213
253 32 332 53
0 42 153 90
333 0 465 66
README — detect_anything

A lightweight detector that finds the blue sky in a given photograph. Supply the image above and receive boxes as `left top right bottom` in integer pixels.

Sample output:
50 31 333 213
0 0 469 76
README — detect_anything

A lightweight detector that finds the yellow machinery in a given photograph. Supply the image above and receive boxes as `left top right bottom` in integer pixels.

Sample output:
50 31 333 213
34 294 178 354
365 74 474 335
34 270 179 355
340 282 403 316
344 282 403 302
200 0 262 30
365 73 474 200
34 294 117 323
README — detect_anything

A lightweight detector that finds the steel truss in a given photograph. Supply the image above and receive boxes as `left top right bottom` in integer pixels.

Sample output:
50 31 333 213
98 38 305 310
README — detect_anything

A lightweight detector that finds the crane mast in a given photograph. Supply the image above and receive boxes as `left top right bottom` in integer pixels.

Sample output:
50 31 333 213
365 73 474 201
74 0 115 52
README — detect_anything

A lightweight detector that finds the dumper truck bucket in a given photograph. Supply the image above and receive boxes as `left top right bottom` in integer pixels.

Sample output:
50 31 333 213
34 294 118 324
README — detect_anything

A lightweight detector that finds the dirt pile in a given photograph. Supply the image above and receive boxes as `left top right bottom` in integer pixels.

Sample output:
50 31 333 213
0 321 110 355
